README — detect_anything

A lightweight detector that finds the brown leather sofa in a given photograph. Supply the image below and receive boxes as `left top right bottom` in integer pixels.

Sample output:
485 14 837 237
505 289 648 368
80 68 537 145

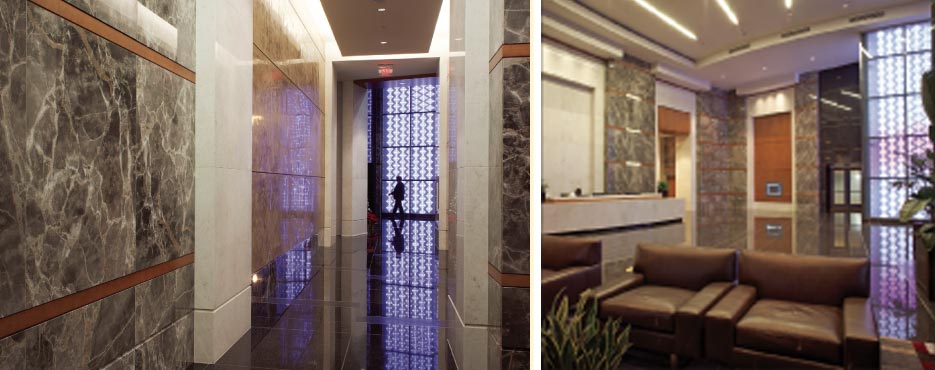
542 235 602 307
596 244 737 364
705 251 878 369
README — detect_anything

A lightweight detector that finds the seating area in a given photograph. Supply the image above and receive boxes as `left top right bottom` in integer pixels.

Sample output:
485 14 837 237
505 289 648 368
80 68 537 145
548 242 882 369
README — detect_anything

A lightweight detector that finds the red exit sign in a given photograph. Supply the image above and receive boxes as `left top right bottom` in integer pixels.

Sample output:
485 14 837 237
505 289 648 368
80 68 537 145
378 64 393 77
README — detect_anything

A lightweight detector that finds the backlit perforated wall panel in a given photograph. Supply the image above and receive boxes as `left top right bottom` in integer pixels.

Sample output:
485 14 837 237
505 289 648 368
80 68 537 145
865 22 931 219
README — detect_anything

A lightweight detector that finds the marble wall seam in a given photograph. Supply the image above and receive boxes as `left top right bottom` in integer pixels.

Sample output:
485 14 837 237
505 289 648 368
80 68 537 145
60 0 196 72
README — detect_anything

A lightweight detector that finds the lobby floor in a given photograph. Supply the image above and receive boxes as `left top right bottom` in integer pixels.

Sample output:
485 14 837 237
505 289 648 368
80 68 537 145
196 219 465 369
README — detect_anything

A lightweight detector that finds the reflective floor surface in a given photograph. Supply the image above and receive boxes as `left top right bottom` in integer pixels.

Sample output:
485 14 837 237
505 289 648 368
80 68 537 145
195 219 467 370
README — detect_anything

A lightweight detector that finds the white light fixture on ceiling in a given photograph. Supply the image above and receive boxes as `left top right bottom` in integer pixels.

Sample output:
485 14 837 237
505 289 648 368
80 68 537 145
380 41 388 44
716 0 739 25
633 0 698 40
785 0 792 9
378 7 386 11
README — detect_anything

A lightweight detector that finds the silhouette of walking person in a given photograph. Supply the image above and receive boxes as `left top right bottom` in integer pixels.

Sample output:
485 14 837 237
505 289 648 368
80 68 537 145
390 176 405 219
391 218 405 257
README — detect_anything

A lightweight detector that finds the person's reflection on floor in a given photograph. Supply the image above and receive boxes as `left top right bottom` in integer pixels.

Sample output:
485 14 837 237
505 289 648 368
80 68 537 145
391 218 405 257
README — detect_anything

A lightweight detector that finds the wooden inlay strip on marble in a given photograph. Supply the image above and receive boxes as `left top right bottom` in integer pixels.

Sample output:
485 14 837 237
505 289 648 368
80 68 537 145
29 0 196 83
699 167 746 171
488 264 530 288
489 43 530 72
0 253 194 339
697 192 746 196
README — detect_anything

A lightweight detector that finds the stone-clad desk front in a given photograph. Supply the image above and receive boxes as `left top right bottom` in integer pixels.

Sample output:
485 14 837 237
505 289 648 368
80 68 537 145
542 195 685 234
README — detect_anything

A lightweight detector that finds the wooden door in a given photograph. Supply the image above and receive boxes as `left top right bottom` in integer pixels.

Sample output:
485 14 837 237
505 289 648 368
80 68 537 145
754 113 792 203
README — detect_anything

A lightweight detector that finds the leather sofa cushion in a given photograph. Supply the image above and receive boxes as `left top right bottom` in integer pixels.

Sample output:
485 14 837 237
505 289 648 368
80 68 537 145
542 235 601 270
737 299 843 364
634 244 735 291
601 285 695 332
739 251 869 306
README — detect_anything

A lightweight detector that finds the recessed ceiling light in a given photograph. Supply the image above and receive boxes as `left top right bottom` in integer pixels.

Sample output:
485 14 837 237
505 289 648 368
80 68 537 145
842 2 849 8
720 74 726 79
809 56 815 61
378 8 386 12
785 0 792 9
716 0 739 25
762 66 768 71
380 41 387 44
633 0 698 40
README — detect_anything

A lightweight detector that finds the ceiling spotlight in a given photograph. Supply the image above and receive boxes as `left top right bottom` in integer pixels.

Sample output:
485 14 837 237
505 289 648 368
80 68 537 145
380 41 388 44
633 0 698 40
377 8 386 11
762 66 768 71
809 56 815 61
784 0 792 9
716 0 739 25
720 74 726 79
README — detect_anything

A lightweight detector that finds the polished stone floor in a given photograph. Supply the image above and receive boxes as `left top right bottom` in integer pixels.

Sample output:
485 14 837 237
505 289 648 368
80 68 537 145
195 219 464 369
571 209 935 369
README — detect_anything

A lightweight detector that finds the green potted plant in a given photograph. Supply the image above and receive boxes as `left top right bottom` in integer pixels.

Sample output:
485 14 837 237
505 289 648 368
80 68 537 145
542 291 632 369
896 69 935 302
657 180 669 196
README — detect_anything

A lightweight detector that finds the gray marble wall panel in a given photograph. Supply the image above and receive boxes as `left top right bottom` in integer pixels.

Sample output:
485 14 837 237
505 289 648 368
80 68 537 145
794 72 820 214
501 286 530 349
0 2 194 368
0 3 194 318
64 0 195 70
499 58 529 275
606 128 654 163
504 0 530 45
696 89 747 229
606 164 654 194
605 59 655 194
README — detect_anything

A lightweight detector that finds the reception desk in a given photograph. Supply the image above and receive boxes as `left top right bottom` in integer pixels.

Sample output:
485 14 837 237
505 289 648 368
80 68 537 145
542 194 685 234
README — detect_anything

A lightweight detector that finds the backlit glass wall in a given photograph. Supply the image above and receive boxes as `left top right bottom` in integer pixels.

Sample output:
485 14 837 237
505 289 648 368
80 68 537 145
865 22 931 219
379 78 440 216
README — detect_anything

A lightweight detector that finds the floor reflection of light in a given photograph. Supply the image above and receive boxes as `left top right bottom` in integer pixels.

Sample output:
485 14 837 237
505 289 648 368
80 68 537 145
870 224 917 339
369 220 439 370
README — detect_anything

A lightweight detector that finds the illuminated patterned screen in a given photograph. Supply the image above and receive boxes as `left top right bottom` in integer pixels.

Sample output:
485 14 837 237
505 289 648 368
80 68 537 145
865 22 931 219
379 78 440 215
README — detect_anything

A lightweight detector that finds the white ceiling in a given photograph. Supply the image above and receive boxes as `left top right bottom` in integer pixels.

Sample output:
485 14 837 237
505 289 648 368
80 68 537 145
579 0 920 60
548 0 930 90
322 0 443 56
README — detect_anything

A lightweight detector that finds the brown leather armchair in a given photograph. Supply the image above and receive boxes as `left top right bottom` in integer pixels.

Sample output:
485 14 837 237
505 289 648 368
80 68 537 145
542 235 602 308
596 244 737 363
704 251 878 369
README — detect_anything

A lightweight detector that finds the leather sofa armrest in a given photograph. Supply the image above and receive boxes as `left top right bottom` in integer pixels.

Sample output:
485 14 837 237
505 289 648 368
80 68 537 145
704 284 757 363
675 282 734 358
592 272 644 302
843 297 879 369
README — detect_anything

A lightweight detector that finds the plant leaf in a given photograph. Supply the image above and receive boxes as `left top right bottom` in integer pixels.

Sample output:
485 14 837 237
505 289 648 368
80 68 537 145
899 198 931 222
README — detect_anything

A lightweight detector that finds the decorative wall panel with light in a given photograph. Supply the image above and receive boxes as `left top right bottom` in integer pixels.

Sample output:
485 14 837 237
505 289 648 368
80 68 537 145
865 22 931 219
377 78 441 216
